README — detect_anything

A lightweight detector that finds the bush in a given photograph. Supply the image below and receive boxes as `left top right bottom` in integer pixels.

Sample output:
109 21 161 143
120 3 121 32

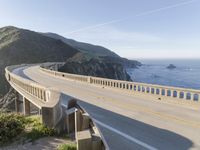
0 113 56 145
25 115 56 141
0 113 26 145
57 144 76 150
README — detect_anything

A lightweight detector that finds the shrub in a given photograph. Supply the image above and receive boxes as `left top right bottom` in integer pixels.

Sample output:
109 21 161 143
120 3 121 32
25 116 56 141
0 113 56 145
0 113 26 145
57 144 77 150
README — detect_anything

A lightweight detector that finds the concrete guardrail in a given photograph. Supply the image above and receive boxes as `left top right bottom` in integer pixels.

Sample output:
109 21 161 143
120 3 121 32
5 63 108 150
40 63 200 103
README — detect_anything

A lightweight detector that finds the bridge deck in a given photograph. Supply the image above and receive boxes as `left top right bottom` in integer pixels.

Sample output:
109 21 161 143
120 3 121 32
15 65 200 150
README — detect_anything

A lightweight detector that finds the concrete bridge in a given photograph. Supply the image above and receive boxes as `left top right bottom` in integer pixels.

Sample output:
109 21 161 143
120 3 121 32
5 63 200 150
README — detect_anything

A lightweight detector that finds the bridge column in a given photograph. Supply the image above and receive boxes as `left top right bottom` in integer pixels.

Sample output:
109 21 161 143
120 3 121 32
23 97 30 116
65 107 76 134
39 108 42 115
75 108 82 139
15 93 20 113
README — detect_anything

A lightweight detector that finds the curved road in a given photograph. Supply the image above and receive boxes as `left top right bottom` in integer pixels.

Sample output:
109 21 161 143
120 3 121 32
13 65 200 150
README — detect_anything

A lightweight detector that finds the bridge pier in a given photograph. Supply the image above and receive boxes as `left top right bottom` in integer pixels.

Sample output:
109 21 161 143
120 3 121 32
39 108 42 115
65 107 76 134
23 97 30 116
15 93 20 113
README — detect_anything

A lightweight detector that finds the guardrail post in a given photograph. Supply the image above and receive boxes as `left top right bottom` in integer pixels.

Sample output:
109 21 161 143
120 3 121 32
183 92 187 99
176 91 180 98
87 76 92 83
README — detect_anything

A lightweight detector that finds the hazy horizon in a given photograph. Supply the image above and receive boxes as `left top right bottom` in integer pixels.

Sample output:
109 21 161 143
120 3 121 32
0 0 200 59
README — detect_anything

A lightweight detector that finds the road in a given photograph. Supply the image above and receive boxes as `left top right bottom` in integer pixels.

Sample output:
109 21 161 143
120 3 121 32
14 65 200 150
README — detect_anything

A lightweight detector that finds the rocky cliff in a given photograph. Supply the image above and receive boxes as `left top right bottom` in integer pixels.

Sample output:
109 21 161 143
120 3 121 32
59 53 132 81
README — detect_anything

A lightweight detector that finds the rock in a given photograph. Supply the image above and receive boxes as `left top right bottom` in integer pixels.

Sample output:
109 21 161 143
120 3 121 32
0 87 17 112
167 64 176 69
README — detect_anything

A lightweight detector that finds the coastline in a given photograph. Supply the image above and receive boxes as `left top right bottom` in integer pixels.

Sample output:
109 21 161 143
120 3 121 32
127 59 200 90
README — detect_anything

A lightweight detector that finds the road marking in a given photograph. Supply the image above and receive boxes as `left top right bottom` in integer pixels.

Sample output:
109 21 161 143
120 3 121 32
31 67 200 129
94 119 158 150
36 67 200 128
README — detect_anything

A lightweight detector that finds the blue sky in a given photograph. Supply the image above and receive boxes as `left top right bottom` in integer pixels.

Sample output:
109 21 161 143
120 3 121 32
0 0 199 59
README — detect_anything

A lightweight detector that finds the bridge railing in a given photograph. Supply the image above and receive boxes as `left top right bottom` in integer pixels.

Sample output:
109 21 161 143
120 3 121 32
5 65 63 128
40 63 200 103
90 76 200 102
5 64 108 150
5 65 47 102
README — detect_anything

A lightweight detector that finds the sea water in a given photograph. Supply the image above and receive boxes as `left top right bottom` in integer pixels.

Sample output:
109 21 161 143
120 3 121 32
127 59 200 90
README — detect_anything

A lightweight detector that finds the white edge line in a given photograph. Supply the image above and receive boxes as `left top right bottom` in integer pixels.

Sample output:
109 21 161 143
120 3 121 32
94 119 158 150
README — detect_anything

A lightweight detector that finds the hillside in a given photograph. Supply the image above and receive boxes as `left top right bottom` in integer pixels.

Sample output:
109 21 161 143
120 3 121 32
0 26 141 102
42 32 119 58
59 53 132 81
0 26 78 96
43 32 141 68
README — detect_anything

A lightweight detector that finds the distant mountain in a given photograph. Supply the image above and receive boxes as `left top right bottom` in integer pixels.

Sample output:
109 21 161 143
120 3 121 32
0 26 78 96
42 32 119 58
42 32 142 68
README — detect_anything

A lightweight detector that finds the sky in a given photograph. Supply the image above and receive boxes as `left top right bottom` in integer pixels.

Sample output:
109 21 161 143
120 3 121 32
0 0 200 59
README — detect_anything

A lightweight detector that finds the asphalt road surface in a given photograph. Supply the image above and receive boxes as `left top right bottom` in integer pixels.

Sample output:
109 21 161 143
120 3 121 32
13 65 200 150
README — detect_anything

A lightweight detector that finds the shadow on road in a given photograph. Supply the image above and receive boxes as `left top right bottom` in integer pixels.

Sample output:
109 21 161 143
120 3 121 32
78 100 194 150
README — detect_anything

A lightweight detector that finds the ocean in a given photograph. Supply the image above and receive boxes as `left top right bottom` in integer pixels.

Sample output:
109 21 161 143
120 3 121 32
127 59 200 90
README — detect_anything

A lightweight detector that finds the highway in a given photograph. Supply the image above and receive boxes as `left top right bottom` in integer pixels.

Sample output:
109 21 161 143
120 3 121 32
14 65 200 150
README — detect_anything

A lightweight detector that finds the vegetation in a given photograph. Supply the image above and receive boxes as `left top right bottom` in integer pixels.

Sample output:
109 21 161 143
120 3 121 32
57 143 77 150
25 115 56 142
0 113 56 145
0 113 26 145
